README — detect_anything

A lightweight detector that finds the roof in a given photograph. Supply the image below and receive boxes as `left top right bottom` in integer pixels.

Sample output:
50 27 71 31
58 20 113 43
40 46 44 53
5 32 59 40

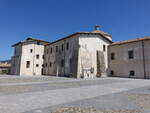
92 30 112 37
110 36 150 46
12 37 50 47
46 31 112 46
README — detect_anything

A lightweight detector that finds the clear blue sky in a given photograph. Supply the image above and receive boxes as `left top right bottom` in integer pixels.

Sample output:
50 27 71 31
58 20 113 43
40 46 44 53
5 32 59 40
0 0 150 60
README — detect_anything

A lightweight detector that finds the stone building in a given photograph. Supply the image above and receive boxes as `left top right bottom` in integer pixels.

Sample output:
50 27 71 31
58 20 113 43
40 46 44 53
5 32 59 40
43 26 112 78
11 38 50 76
108 36 150 79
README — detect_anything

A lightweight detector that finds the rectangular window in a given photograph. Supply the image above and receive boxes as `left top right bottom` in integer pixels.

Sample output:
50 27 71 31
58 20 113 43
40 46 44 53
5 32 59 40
69 58 72 65
111 53 115 60
50 48 52 53
45 63 47 67
61 59 64 67
110 70 114 75
128 50 134 59
36 54 39 59
103 45 106 52
56 46 58 52
129 70 135 76
36 64 39 67
49 62 52 67
42 55 45 59
61 44 64 51
26 61 30 68
30 49 33 53
47 49 49 54
66 42 69 50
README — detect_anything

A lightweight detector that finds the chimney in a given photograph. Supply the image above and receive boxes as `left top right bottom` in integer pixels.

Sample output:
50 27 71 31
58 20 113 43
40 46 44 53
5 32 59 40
94 25 100 30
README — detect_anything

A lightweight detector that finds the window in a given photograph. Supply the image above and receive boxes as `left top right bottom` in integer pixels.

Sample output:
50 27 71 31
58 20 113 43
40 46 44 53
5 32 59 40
36 54 39 59
128 50 134 59
26 61 30 68
50 48 52 53
66 42 69 50
129 70 135 76
110 70 114 75
111 53 115 60
36 64 39 67
56 46 58 52
61 59 64 67
45 63 47 67
30 49 33 53
61 44 64 51
103 45 106 52
49 62 52 67
42 55 45 59
69 58 72 65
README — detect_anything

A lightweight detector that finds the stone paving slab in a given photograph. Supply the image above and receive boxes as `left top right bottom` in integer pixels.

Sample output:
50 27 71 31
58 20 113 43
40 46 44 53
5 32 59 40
26 86 150 113
0 75 73 84
0 79 150 113
0 76 150 113
0 78 127 95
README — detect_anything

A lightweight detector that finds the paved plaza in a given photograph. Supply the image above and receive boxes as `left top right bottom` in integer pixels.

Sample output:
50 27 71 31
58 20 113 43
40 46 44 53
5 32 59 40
0 75 150 113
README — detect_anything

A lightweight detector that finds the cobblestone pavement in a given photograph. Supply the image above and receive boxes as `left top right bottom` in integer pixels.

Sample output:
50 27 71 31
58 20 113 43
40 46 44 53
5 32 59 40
0 75 150 113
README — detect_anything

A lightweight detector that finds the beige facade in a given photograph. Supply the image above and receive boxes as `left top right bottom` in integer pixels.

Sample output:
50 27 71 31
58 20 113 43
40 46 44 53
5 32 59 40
43 29 112 78
108 37 150 79
11 38 49 76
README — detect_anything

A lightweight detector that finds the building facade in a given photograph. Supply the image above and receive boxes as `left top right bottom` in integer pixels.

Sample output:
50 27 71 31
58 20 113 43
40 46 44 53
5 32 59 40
108 36 150 79
11 38 50 76
43 27 112 78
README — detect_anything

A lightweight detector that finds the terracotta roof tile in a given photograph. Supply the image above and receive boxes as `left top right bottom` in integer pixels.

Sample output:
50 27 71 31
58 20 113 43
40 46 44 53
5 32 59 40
110 36 150 46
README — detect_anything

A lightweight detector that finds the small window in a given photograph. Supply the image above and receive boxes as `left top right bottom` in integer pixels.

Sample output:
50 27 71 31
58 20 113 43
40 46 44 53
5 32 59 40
49 62 52 67
66 42 69 50
26 61 30 68
47 49 49 54
36 64 39 67
110 70 114 75
56 46 58 52
61 59 64 67
42 55 45 59
129 70 135 76
128 50 134 59
103 45 106 52
50 48 52 53
111 53 115 60
42 64 44 67
45 63 47 67
69 58 72 65
61 44 64 51
36 54 39 59
30 49 33 53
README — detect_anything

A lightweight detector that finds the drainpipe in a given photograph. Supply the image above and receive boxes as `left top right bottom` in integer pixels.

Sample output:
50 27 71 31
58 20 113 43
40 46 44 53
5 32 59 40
64 40 66 76
142 41 146 79
33 43 35 75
